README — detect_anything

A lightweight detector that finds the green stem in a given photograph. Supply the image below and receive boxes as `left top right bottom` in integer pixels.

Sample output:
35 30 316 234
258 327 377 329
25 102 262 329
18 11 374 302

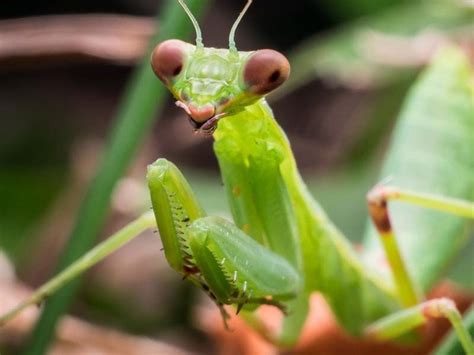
1 212 155 326
24 1 211 354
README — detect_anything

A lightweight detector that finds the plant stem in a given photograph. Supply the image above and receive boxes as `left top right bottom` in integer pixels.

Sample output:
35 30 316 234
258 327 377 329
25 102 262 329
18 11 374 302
23 1 211 354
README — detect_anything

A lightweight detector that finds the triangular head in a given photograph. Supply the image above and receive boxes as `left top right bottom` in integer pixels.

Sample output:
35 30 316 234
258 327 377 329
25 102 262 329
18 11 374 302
150 0 290 133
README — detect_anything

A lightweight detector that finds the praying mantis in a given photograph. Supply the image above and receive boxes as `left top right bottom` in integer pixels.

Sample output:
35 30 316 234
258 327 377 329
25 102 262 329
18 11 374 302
1 0 473 353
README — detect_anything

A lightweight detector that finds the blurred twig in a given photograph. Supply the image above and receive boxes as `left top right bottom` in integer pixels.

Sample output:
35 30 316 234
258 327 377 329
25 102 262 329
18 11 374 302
0 15 154 67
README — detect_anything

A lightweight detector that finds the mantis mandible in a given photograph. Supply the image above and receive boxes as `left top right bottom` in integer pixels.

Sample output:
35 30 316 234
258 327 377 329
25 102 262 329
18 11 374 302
1 0 473 352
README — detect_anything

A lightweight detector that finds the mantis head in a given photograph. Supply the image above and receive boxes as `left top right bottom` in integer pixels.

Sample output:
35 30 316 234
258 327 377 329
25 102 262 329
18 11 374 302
150 0 290 133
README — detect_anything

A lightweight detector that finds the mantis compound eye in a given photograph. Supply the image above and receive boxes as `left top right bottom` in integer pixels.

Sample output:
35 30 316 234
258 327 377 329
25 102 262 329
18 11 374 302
151 39 187 84
243 49 290 95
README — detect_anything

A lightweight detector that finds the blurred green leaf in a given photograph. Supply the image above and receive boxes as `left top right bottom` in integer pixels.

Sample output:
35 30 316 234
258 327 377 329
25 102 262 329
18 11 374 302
0 170 64 260
445 234 474 289
277 0 473 97
362 47 474 292
318 0 405 20
0 119 68 262
346 79 412 166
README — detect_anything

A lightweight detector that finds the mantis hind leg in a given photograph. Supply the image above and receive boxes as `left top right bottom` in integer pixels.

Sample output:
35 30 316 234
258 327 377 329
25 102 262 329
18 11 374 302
367 185 474 308
367 185 474 353
365 298 474 354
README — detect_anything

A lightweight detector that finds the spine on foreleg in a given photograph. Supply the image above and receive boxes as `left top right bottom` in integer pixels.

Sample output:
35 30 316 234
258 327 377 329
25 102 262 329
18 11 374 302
147 158 206 274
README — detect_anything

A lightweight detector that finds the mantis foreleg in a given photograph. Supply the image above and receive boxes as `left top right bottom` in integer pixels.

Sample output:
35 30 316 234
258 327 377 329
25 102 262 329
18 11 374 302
188 216 301 309
148 159 302 319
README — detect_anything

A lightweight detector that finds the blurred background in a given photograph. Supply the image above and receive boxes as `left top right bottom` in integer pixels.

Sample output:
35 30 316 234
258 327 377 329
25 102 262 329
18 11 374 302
0 0 472 353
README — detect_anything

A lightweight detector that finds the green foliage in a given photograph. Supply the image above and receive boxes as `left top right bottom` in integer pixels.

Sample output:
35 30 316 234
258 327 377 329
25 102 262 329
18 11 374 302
362 47 474 291
0 121 68 262
318 0 403 20
279 0 473 95
0 170 64 260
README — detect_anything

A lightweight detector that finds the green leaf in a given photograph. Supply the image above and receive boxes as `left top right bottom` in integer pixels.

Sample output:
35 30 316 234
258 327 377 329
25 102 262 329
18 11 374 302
276 1 473 97
362 46 474 292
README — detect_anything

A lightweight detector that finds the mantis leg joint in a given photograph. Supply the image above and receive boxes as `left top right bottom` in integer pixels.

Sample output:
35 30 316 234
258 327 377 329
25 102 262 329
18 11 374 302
421 298 459 320
367 186 393 234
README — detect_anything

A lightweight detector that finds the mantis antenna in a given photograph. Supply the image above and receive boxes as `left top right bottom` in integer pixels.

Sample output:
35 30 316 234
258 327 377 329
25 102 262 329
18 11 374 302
177 0 204 48
229 0 253 52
